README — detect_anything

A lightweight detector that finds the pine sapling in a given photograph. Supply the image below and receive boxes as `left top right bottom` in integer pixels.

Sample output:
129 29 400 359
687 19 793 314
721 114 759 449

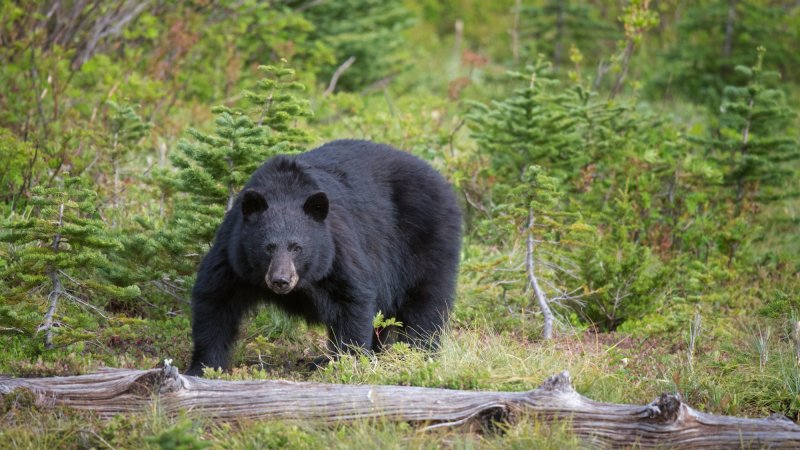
105 101 151 209
0 178 138 348
243 63 313 150
156 62 315 272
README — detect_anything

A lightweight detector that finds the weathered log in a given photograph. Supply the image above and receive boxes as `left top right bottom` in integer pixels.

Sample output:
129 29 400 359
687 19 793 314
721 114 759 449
2 364 799 448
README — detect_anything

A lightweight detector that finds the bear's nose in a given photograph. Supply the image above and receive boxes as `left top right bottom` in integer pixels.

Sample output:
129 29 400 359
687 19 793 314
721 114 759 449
271 277 290 289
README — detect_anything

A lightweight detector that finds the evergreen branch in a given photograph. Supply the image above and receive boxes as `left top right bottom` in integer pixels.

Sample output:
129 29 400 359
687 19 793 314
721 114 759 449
61 289 109 320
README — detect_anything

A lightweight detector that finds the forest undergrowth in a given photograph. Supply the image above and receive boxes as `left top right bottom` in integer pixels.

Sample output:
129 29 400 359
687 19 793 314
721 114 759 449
1 1 799 448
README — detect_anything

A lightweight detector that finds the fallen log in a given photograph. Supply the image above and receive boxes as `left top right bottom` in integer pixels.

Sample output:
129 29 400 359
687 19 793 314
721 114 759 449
1 363 798 448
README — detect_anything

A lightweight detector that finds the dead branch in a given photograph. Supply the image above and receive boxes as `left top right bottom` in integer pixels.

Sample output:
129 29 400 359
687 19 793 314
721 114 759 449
72 1 151 70
1 366 798 448
323 56 356 97
527 207 554 339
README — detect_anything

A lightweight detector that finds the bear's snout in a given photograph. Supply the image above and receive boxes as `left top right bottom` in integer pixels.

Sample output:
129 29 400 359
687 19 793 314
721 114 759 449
266 253 298 294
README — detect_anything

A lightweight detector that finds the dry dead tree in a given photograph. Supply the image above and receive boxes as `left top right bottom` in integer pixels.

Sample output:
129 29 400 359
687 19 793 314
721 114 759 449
2 365 799 448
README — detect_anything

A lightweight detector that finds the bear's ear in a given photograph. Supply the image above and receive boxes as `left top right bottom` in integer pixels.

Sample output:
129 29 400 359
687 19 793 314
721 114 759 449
303 192 328 222
241 189 268 218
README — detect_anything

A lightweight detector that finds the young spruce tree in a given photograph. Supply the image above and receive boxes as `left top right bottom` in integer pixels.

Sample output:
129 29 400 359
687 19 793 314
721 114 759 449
708 47 798 212
690 47 799 263
0 178 138 348
160 63 313 274
104 100 152 210
466 60 583 183
466 61 674 331
243 64 313 151
476 165 591 339
467 64 597 338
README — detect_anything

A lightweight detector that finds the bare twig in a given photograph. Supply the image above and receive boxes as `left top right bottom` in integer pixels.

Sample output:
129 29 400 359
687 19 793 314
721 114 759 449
792 321 800 365
296 0 325 12
447 118 465 158
360 73 398 95
323 56 356 98
686 312 702 373
72 1 151 70
593 59 610 91
62 290 110 320
526 207 554 339
453 20 464 62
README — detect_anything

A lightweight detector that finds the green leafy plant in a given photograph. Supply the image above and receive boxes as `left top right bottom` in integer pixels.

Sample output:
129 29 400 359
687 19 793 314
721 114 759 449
372 310 403 349
145 419 210 450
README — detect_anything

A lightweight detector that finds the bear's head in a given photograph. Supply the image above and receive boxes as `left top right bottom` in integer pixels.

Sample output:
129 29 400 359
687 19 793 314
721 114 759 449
237 188 334 294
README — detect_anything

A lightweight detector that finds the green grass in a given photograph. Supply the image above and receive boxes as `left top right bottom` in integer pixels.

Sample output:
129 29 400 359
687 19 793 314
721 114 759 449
2 234 798 448
2 2 799 447
0 404 582 450
2 291 797 449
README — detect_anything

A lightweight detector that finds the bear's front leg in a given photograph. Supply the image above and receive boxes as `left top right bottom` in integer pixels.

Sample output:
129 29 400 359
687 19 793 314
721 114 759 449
187 253 257 376
312 286 376 356
328 304 376 354
188 290 252 376
307 304 374 370
307 275 377 367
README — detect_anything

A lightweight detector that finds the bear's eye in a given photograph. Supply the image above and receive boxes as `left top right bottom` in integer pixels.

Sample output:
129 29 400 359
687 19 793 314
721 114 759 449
266 243 277 253
289 243 302 254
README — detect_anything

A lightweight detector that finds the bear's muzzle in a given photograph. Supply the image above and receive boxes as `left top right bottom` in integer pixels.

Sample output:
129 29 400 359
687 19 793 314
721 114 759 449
266 253 298 294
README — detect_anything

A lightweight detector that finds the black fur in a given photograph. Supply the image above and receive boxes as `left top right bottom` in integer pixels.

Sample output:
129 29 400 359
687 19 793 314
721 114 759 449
187 140 462 376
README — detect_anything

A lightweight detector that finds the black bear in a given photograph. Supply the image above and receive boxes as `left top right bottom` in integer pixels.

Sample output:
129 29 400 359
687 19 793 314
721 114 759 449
187 140 461 376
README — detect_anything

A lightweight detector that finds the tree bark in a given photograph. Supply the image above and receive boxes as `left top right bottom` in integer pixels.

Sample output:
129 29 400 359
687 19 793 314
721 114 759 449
40 202 65 349
2 366 798 448
723 0 737 58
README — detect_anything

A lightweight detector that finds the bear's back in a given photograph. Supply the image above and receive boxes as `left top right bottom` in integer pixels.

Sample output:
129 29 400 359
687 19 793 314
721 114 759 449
298 139 434 184
297 140 461 304
297 140 460 234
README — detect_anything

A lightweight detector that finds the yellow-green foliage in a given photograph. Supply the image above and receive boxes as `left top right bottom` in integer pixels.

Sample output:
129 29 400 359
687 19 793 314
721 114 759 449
1 1 799 446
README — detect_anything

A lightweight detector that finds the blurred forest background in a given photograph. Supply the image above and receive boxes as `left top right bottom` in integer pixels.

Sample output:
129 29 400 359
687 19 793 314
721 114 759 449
1 0 800 447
